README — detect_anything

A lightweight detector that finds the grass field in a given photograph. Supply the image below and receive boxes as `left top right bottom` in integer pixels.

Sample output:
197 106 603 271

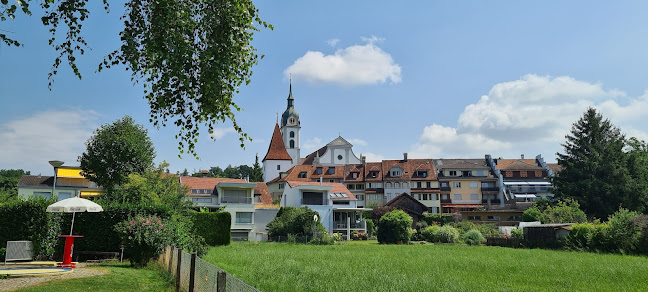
203 241 648 292
17 262 174 292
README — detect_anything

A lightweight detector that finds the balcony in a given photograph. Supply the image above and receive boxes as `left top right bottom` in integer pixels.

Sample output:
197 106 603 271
221 196 252 204
481 187 499 192
301 198 325 205
441 199 452 204
481 199 502 204
440 187 451 192
333 221 366 230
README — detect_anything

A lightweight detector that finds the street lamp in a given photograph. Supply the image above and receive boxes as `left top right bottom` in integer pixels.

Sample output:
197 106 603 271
49 160 64 199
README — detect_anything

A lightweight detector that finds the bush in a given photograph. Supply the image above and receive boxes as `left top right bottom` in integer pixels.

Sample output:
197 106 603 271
377 210 412 244
606 208 641 254
422 213 452 225
511 228 523 239
462 229 485 246
309 232 335 245
421 225 440 242
631 215 648 255
476 223 499 238
115 214 172 267
522 207 543 222
453 221 475 235
565 223 595 251
436 225 460 243
365 220 375 236
523 199 586 224
267 207 326 240
192 211 231 246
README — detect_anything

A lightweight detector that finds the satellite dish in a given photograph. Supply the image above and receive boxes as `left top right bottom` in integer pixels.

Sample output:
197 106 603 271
313 215 319 222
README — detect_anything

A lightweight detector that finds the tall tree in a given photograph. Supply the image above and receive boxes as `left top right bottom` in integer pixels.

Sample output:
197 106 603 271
624 138 648 213
553 108 630 219
0 169 30 202
250 154 263 182
1 0 271 157
79 116 155 191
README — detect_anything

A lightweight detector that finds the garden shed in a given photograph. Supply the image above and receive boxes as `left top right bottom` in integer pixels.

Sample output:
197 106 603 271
523 223 573 248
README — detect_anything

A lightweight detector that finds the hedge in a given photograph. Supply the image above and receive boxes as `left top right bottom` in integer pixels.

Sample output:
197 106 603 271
377 209 412 244
192 212 231 246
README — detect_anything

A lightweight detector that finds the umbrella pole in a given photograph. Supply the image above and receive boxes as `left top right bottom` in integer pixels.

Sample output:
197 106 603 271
70 212 76 235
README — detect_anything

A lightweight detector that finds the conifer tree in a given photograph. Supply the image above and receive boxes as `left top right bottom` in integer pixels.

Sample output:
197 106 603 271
553 108 629 219
250 154 263 182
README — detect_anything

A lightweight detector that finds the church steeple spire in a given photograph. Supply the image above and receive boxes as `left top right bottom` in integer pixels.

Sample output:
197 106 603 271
287 78 294 109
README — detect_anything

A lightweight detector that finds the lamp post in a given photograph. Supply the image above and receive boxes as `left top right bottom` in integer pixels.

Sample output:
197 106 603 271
49 160 64 199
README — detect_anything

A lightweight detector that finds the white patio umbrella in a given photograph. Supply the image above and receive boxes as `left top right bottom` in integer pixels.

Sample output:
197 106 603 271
46 197 104 235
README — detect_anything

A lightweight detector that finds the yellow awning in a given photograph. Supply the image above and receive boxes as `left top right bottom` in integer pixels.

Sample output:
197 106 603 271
57 168 84 178
80 191 103 197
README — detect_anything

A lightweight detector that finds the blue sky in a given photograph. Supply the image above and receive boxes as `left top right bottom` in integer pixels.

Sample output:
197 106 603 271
2 1 648 175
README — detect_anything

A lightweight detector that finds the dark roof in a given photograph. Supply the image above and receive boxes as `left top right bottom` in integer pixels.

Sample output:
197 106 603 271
385 193 428 216
435 159 489 169
546 163 562 175
180 176 246 195
301 145 327 165
263 123 293 162
17 175 53 187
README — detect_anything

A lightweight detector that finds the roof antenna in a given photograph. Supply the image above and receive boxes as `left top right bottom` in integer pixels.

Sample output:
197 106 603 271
276 111 278 124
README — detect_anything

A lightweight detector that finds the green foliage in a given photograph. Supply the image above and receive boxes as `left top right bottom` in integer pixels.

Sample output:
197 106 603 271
80 116 155 191
606 209 641 254
0 169 29 203
511 228 524 239
553 108 648 218
250 154 263 182
309 232 335 245
453 221 476 235
370 205 396 224
115 214 171 267
422 213 453 225
475 223 500 238
462 229 485 246
436 225 460 243
2 1 272 158
191 212 231 246
421 225 440 242
365 219 375 236
377 210 413 244
522 199 586 224
630 215 648 255
267 207 325 238
0 196 62 260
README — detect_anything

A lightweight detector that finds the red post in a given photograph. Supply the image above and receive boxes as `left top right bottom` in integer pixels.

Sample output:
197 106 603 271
57 235 83 268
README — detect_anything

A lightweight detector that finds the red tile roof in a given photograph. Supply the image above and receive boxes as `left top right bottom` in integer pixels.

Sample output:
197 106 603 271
344 164 365 182
364 162 383 181
254 182 273 205
180 176 245 195
277 164 345 182
263 123 292 162
381 159 437 181
496 159 543 170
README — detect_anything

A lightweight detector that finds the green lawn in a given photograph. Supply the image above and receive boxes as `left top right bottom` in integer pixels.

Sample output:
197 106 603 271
17 262 174 292
203 241 648 292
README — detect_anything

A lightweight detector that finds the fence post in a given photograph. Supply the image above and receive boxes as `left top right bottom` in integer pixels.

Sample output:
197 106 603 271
176 248 182 291
217 270 227 292
168 246 174 274
188 253 196 292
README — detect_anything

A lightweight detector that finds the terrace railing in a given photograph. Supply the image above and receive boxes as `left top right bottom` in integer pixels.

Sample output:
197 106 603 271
333 220 366 229
221 196 252 204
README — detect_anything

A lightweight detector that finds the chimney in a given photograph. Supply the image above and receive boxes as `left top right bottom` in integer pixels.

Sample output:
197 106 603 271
244 175 249 183
201 169 208 177
403 153 408 162
320 175 323 186
521 154 525 159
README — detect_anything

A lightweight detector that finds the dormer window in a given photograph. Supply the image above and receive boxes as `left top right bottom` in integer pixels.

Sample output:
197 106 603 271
327 167 335 175
449 170 457 176
315 167 323 175
462 171 471 177
389 167 402 177
298 171 307 178
352 172 358 179
414 170 428 177
369 171 378 178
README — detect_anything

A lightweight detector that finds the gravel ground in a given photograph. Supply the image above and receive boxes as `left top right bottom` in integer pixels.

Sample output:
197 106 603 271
0 263 108 291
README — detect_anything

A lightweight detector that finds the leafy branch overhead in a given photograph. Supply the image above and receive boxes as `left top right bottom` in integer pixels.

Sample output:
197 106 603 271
1 0 272 157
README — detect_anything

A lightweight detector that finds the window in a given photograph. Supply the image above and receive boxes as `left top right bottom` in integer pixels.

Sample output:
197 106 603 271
487 216 501 221
469 182 478 188
352 172 358 178
289 131 295 138
394 182 400 188
426 182 431 188
315 167 323 175
535 171 543 177
278 183 285 189
431 194 439 200
508 216 522 221
474 170 485 176
329 179 335 183
356 194 364 200
327 167 335 175
506 171 513 177
192 198 212 203
254 194 261 203
452 182 462 188
441 182 448 187
356 184 364 190
337 155 343 160
442 194 450 200
368 194 383 201
235 212 253 224
449 171 457 176
414 170 428 177
521 171 527 177
468 216 481 221
57 192 72 200
386 182 392 188
453 194 462 201
298 171 307 178
348 184 355 190
462 171 471 177
422 194 429 200
277 165 281 170
403 182 409 188
369 171 378 178
470 194 479 200
289 140 295 148
428 207 439 214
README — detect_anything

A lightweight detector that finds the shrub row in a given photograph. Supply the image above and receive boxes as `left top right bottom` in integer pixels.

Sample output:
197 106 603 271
565 209 648 255
191 212 231 246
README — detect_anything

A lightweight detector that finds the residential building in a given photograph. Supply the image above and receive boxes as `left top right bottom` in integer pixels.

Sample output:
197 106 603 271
494 155 554 204
435 158 500 214
364 162 385 208
385 193 429 223
17 165 104 200
344 163 366 208
262 123 293 183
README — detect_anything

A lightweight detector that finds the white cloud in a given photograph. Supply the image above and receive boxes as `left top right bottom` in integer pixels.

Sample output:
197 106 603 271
209 127 236 140
326 38 340 47
0 110 99 175
362 152 388 162
347 138 368 146
284 36 401 86
302 137 322 153
411 74 648 161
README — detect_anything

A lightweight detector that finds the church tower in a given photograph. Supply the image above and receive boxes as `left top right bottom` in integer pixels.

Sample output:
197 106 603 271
262 123 294 182
280 81 301 165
